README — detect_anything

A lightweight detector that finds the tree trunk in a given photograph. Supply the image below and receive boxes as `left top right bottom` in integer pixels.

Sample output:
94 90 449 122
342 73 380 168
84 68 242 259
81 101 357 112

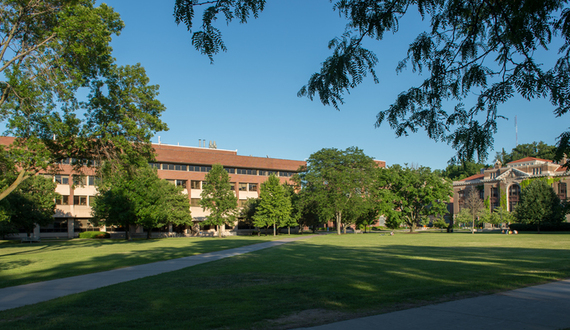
147 228 152 239
472 216 475 234
537 223 540 234
0 169 29 202
288 226 290 235
217 225 221 238
125 224 131 241
336 211 342 235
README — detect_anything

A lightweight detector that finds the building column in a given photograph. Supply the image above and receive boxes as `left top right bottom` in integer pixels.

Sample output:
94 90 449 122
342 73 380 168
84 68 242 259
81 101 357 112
33 224 40 237
67 218 74 239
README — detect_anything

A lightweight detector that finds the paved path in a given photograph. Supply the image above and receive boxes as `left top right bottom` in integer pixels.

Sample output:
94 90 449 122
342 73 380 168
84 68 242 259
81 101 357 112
301 279 570 330
0 235 315 311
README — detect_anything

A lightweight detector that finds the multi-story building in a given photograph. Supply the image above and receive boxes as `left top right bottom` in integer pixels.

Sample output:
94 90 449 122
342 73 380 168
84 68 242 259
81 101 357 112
452 156 569 222
1 136 308 238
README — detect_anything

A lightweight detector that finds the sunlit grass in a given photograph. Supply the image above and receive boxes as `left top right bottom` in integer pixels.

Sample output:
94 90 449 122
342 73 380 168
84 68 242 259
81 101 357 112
0 236 280 288
1 232 570 329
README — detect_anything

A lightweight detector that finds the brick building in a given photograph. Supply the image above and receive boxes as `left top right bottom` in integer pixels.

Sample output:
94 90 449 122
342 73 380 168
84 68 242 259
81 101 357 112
1 136 307 238
452 157 570 224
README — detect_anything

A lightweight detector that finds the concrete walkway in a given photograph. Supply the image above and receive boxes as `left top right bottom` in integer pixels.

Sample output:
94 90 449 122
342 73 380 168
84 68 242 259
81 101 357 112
0 235 314 311
302 279 570 330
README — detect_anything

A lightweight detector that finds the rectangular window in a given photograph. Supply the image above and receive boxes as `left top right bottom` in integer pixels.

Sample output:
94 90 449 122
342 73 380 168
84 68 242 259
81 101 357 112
191 180 201 189
56 195 69 205
238 183 247 191
237 168 256 175
200 166 211 172
163 164 175 171
175 180 187 188
55 175 69 185
230 182 236 191
149 163 161 169
190 198 201 207
225 167 236 174
258 170 268 176
279 171 293 177
88 176 101 186
73 175 86 186
175 164 187 171
73 196 88 206
248 183 257 192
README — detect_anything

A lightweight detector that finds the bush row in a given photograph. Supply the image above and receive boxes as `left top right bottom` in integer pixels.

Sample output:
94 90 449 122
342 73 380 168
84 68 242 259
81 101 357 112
508 223 570 232
78 231 110 239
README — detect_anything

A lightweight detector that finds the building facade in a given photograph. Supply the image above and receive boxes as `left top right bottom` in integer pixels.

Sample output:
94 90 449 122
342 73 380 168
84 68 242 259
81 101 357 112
452 157 569 222
1 136 309 238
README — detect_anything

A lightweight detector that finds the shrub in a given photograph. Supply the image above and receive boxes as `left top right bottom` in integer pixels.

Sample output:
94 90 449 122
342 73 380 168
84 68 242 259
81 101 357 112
509 223 570 232
79 231 110 239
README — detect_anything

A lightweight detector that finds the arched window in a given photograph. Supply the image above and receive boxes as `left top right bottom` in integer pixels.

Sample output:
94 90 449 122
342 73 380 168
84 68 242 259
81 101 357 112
508 184 521 212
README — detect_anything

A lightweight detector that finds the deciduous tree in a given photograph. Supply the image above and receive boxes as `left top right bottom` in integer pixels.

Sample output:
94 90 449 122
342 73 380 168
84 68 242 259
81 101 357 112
298 147 378 235
386 164 452 232
514 179 566 233
200 164 238 238
175 0 570 164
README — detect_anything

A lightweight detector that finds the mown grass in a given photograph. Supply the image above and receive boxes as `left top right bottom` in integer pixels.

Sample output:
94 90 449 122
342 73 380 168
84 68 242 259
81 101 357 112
0 236 280 288
1 232 570 329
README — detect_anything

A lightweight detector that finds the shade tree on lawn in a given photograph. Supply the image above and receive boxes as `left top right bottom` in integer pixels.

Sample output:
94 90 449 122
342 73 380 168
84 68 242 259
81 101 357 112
200 164 238 238
514 179 566 233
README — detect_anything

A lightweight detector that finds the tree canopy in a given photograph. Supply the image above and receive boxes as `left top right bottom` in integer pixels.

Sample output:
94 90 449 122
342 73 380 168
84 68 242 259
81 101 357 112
253 174 292 236
297 147 378 235
495 142 557 164
175 0 570 165
0 1 167 202
200 163 238 237
383 164 452 232
514 179 566 233
91 164 192 240
441 160 487 181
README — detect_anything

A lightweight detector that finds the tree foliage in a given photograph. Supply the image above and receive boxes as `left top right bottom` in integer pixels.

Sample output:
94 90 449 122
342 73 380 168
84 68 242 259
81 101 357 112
253 174 292 236
442 160 487 181
0 1 167 202
297 147 378 235
495 142 557 164
200 163 238 238
175 0 570 164
91 164 192 240
457 188 485 233
0 173 58 237
514 179 566 233
384 164 452 232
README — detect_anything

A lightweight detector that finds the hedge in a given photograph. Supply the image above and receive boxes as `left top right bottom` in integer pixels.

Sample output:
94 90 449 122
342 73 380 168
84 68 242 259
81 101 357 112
508 223 570 232
78 231 111 239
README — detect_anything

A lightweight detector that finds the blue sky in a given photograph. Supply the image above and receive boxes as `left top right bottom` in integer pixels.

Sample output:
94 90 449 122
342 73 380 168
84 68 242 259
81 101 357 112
98 0 568 170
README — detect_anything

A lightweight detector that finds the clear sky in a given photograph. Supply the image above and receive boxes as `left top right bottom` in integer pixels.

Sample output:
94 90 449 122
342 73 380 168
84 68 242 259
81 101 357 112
96 0 568 170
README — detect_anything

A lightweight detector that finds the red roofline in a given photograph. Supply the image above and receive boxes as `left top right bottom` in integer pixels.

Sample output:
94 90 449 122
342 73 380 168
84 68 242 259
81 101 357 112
507 156 553 164
459 173 485 182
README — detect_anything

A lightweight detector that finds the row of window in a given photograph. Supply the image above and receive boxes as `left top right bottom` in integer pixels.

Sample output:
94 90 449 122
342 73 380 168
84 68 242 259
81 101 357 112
56 195 93 206
51 175 100 186
166 180 258 192
150 162 294 177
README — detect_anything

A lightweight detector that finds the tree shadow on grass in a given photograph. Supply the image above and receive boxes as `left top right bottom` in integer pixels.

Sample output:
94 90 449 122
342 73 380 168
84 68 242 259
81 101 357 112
1 236 570 329
0 237 278 288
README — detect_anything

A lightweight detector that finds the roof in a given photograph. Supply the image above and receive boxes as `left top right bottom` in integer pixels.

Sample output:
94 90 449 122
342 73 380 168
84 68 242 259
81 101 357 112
507 157 553 164
459 173 485 182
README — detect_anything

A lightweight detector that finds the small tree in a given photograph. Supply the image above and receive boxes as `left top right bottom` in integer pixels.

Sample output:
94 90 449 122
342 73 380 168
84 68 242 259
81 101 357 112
253 174 292 236
514 179 566 233
201 164 238 238
461 188 486 233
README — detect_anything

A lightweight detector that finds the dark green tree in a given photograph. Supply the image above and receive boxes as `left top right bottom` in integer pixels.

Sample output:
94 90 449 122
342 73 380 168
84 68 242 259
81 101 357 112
495 142 557 164
442 161 487 181
92 164 192 240
514 179 566 233
200 163 238 238
175 0 570 164
0 174 58 237
297 147 378 235
253 174 292 236
386 164 452 232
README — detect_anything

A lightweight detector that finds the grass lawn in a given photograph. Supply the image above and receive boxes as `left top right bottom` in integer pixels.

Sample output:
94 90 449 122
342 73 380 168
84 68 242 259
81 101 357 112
1 232 570 329
0 236 280 288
